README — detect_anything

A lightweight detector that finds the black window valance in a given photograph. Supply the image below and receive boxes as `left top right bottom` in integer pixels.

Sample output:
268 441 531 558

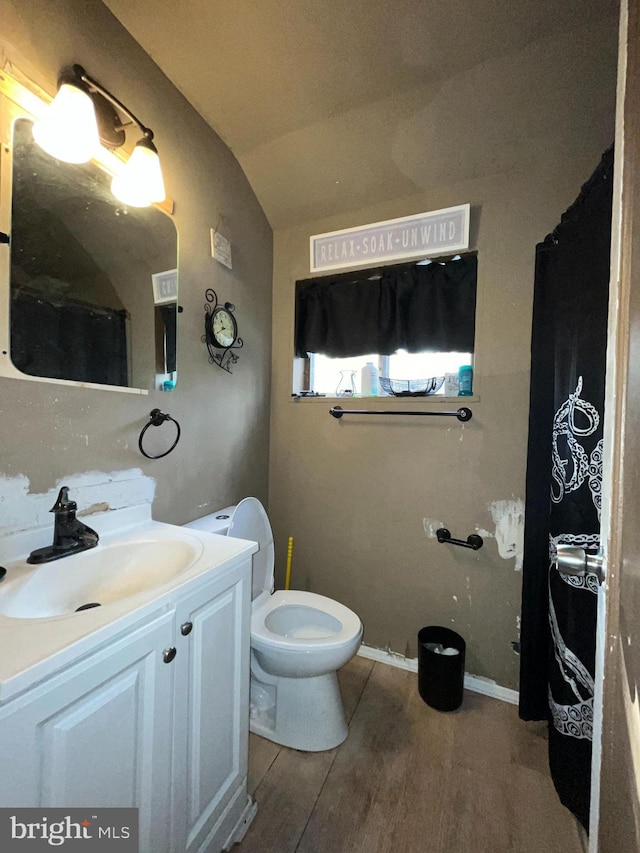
295 254 477 358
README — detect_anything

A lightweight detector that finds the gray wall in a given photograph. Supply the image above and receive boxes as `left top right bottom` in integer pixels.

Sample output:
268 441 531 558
0 0 272 521
268 18 619 689
0 1 619 692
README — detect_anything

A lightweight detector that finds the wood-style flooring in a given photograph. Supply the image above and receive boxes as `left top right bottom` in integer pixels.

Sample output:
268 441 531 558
236 656 584 853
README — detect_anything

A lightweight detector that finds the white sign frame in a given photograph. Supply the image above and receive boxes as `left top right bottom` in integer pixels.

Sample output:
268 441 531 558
210 229 233 269
309 204 470 273
151 269 178 305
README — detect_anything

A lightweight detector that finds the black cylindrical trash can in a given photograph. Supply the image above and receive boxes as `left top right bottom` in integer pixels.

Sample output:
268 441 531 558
418 626 466 711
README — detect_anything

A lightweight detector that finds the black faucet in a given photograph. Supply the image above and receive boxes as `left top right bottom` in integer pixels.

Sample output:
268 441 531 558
27 486 99 564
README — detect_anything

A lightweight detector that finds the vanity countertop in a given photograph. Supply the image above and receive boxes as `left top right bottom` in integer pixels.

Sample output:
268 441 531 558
0 508 257 703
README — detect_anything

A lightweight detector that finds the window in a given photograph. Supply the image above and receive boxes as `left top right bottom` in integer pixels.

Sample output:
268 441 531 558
310 350 472 395
294 254 476 397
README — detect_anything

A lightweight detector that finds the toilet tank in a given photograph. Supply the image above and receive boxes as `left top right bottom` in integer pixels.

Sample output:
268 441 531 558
183 506 236 535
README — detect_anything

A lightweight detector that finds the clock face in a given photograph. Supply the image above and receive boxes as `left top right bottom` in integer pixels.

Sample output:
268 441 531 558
212 307 237 348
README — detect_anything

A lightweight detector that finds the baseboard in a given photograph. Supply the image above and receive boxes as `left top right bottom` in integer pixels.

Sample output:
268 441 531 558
357 644 520 706
221 794 257 852
358 644 418 672
463 673 520 705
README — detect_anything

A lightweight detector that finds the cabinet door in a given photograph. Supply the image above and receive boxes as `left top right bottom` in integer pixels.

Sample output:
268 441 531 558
172 560 251 853
0 612 175 852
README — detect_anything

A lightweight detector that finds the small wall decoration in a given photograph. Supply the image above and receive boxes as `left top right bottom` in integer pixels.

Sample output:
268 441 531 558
202 288 243 372
151 268 178 304
210 228 232 269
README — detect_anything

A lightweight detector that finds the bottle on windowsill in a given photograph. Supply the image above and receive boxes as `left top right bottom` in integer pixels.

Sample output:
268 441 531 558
361 362 379 396
458 364 473 396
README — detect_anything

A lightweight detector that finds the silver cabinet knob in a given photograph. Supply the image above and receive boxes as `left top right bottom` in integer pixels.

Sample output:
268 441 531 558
163 647 177 664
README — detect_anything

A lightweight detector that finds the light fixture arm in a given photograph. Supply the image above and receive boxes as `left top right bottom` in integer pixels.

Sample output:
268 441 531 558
72 64 155 142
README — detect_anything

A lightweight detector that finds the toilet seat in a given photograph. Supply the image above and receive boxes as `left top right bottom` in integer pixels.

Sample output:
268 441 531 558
226 499 361 653
228 498 274 600
252 589 362 652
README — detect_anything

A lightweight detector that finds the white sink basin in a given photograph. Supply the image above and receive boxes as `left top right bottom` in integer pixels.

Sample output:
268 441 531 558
0 536 203 619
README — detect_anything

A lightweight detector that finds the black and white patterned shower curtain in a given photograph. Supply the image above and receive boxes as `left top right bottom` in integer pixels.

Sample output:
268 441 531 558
519 147 613 830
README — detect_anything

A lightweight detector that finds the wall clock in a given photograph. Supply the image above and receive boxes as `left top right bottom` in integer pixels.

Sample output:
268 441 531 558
203 287 243 372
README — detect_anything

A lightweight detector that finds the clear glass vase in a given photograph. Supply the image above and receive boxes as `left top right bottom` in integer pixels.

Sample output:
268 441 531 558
336 370 356 396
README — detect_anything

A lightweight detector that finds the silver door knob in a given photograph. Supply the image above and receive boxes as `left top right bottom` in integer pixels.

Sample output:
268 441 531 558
555 544 604 583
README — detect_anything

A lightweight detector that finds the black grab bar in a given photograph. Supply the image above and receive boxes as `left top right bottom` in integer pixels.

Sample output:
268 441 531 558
436 528 483 550
329 406 472 422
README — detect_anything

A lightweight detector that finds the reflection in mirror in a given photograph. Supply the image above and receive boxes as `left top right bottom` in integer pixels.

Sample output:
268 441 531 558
9 117 178 391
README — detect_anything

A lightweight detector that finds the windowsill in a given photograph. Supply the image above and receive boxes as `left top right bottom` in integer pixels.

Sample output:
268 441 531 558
290 394 480 404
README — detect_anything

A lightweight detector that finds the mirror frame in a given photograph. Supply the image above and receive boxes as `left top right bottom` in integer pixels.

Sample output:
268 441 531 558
0 68 176 395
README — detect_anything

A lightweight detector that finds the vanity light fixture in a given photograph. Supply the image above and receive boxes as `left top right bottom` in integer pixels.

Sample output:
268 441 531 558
32 64 165 207
110 135 165 208
32 76 100 164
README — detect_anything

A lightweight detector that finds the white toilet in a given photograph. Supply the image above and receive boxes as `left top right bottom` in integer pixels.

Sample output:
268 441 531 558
184 498 363 751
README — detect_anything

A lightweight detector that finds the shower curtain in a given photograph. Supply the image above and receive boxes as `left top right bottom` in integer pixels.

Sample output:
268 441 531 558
519 147 613 830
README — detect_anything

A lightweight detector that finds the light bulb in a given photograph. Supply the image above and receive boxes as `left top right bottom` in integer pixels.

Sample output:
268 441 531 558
111 138 165 207
32 83 100 164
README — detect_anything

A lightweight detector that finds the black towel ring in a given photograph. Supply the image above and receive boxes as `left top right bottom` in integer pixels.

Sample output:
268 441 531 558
138 409 181 459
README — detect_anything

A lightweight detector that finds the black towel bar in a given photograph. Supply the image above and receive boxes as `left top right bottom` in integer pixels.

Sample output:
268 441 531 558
329 406 472 422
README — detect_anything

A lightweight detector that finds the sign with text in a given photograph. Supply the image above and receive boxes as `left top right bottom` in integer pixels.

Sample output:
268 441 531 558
310 204 470 272
151 268 178 305
210 229 233 269
0 808 138 850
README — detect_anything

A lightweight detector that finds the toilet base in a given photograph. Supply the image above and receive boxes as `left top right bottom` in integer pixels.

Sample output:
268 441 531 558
249 670 348 752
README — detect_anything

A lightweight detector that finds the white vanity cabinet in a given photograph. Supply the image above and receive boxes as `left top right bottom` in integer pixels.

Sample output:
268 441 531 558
0 611 175 850
0 555 253 853
170 560 252 853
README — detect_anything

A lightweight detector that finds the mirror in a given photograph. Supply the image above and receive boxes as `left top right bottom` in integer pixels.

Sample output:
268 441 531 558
6 117 178 392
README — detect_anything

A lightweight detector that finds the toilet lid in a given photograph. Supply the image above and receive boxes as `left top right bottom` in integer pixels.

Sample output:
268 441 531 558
228 497 274 599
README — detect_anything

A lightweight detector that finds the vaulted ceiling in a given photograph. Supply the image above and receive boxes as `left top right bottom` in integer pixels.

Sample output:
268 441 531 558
103 0 618 229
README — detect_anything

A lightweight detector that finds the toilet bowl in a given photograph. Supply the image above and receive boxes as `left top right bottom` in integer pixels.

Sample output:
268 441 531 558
184 498 362 751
